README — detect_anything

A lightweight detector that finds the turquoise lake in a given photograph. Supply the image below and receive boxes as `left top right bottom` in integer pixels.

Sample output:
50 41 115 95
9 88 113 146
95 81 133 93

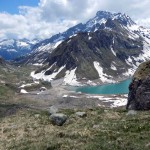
76 79 132 95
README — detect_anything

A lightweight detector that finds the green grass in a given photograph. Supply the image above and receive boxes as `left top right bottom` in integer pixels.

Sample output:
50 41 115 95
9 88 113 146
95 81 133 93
0 85 15 100
0 108 150 150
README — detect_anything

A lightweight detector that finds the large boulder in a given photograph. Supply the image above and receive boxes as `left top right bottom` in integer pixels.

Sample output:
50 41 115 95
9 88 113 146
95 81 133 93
50 113 67 126
127 61 150 110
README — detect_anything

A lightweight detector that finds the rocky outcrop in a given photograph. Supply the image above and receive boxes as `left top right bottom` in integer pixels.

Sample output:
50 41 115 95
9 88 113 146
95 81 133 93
50 113 68 126
127 61 150 110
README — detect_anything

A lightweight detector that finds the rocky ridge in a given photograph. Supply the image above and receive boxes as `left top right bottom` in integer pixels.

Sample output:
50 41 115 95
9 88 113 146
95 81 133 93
20 11 150 65
19 11 150 85
127 61 150 110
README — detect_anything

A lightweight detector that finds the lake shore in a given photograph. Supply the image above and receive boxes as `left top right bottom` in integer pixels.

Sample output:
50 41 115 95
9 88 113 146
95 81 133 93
19 78 129 110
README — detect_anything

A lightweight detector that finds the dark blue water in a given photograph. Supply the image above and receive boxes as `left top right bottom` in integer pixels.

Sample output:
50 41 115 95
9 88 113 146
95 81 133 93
76 79 132 95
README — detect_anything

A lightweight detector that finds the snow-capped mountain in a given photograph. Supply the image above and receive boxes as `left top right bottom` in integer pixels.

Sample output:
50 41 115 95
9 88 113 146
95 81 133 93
28 11 150 85
0 39 39 60
31 11 137 53
22 11 150 65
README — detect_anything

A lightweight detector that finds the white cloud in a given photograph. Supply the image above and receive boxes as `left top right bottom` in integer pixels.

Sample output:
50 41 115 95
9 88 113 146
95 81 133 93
0 0 150 40
136 18 150 28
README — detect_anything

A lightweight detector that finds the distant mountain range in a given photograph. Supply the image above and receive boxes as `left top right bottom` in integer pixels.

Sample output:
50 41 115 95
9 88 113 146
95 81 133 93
0 39 39 60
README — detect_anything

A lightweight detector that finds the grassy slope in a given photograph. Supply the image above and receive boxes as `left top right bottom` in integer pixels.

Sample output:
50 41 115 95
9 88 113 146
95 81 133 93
0 64 42 117
0 108 150 150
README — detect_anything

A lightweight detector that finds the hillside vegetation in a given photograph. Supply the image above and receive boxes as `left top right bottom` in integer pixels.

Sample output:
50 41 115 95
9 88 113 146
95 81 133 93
0 108 150 150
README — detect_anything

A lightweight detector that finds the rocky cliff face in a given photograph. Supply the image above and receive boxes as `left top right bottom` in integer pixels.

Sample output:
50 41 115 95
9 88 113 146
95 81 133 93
127 61 150 110
28 11 150 85
21 10 150 66
31 27 144 85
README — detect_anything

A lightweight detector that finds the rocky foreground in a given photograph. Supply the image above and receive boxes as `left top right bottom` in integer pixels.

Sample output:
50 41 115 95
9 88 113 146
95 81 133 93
127 61 150 110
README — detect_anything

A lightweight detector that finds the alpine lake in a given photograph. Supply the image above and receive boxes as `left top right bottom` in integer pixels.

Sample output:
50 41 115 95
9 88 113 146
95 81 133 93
76 79 132 95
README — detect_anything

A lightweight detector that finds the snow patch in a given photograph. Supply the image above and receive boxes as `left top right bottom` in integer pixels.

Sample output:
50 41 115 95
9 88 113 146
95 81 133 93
93 61 114 83
20 83 33 88
33 63 43 66
88 36 92 40
128 24 139 31
69 34 77 38
67 39 71 43
63 95 79 98
53 41 62 49
94 28 98 32
125 56 133 66
35 43 53 52
111 98 127 107
111 64 117 70
63 95 68 98
31 65 65 82
87 80 97 86
63 68 80 86
20 89 28 94
123 68 136 76
19 82 39 88
17 41 29 47
110 46 116 56
87 95 127 107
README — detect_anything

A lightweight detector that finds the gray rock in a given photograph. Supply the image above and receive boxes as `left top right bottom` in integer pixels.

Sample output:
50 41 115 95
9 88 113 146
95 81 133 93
40 87 47 92
126 110 137 116
75 112 87 117
104 110 109 113
50 113 67 126
93 125 100 128
127 61 150 110
35 114 40 118
49 106 58 115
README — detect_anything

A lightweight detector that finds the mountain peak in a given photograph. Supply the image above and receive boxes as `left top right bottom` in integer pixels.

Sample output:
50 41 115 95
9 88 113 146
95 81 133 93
96 11 113 18
95 11 135 26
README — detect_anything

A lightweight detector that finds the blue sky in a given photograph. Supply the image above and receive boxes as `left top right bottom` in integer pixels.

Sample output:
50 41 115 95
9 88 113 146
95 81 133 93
0 0 39 14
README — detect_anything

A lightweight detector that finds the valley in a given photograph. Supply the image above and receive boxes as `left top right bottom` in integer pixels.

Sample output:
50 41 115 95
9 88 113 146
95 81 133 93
0 10 150 150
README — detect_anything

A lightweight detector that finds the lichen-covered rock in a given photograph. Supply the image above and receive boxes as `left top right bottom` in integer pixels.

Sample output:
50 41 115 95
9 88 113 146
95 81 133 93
50 113 67 126
127 61 150 110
